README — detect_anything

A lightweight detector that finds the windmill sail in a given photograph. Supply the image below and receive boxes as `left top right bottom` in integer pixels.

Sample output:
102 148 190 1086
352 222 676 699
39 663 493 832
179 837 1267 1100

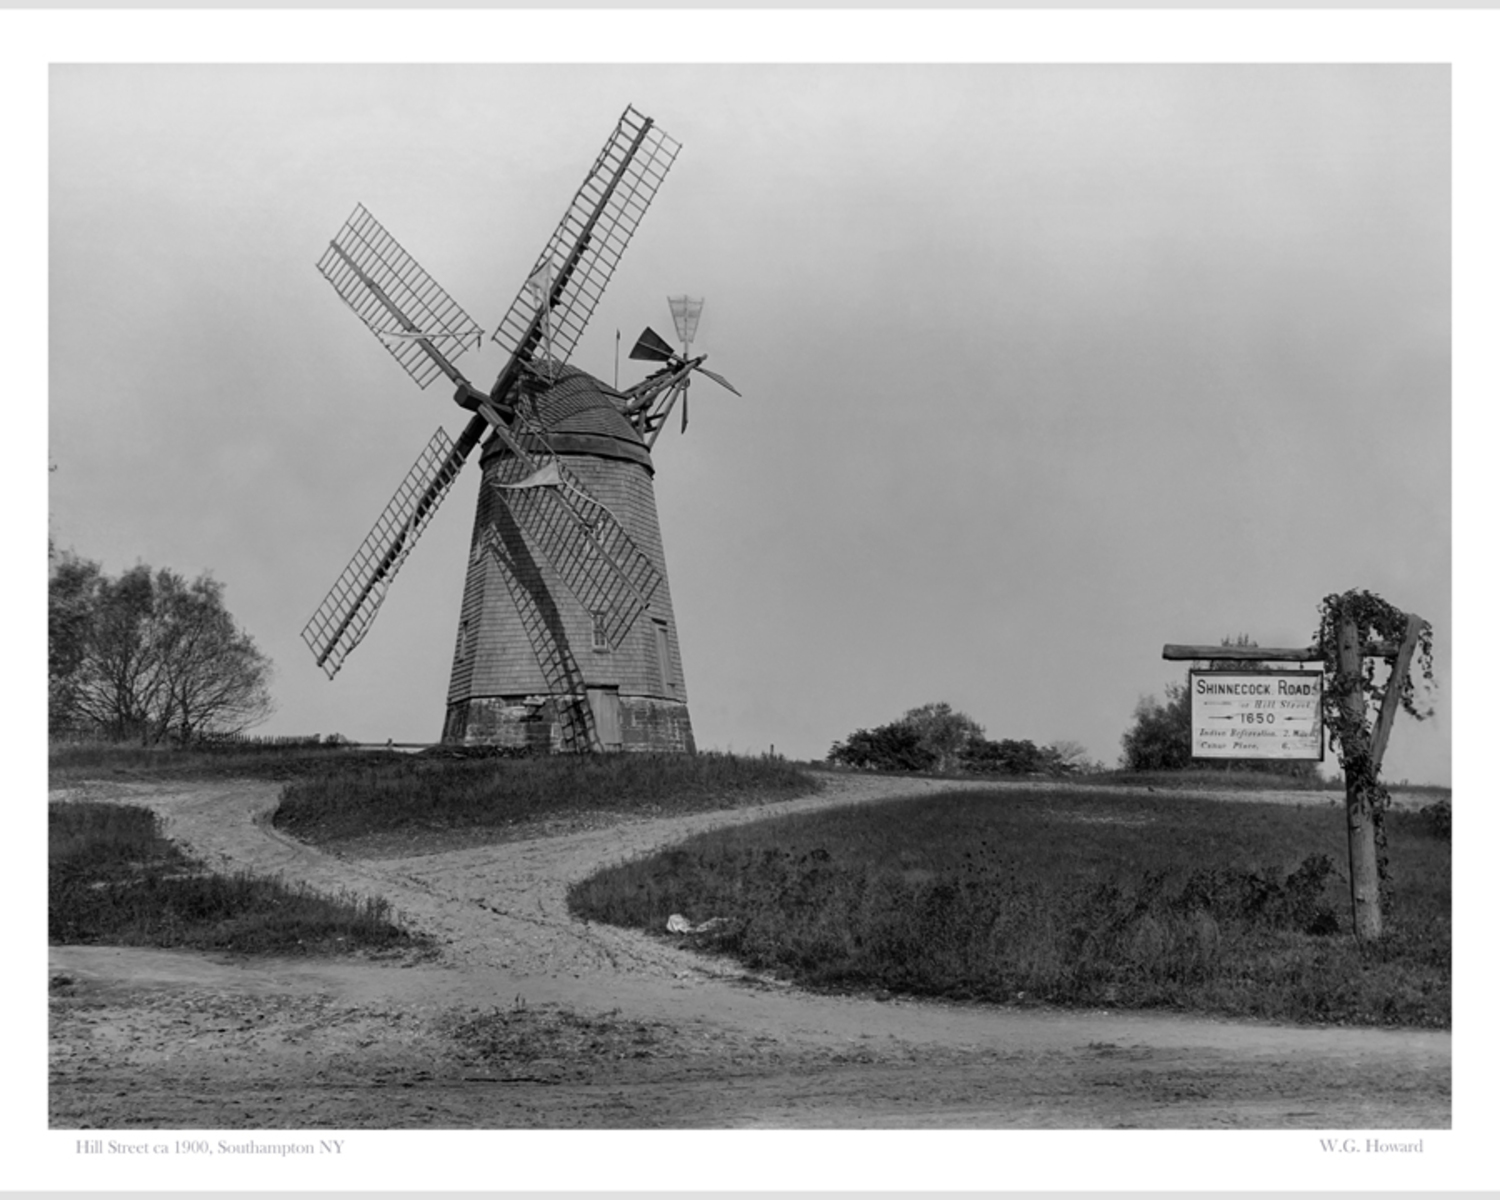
306 108 684 708
490 106 681 379
317 204 483 390
302 428 467 677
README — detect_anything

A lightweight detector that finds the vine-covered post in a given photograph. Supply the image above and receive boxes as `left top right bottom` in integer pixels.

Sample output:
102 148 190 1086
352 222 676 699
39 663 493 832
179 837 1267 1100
1370 614 1426 771
1334 611 1383 939
1316 591 1435 942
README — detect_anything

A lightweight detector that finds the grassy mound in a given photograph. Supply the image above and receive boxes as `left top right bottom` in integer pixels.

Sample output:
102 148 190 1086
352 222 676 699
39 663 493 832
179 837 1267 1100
50 801 424 956
569 788 1449 1028
274 751 818 847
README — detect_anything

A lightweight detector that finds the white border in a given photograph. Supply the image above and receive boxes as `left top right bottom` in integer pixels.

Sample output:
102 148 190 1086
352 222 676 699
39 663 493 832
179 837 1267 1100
10 8 1490 1194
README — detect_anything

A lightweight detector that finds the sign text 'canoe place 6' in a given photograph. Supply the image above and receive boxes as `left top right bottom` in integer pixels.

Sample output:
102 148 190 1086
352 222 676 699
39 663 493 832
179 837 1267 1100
1189 669 1324 761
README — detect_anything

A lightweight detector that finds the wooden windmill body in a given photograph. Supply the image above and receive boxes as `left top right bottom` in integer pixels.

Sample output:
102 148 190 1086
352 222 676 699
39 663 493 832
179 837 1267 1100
442 364 694 752
302 107 736 753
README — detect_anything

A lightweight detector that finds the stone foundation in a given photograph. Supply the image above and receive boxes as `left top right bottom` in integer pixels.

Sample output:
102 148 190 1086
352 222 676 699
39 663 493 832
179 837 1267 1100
617 696 696 754
443 694 695 754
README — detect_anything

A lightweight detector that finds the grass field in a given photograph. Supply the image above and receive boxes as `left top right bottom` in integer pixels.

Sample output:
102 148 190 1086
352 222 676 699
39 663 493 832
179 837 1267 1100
273 751 819 848
569 787 1450 1029
48 739 397 783
49 743 820 850
50 801 426 956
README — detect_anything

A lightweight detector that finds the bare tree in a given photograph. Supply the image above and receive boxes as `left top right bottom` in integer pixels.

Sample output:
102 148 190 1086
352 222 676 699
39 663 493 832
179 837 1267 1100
56 561 274 743
1046 739 1097 773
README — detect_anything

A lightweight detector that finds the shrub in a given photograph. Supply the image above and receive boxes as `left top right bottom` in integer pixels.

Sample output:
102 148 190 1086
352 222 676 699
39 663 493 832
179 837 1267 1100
828 702 1071 775
1417 799 1451 841
827 723 937 772
962 737 1068 776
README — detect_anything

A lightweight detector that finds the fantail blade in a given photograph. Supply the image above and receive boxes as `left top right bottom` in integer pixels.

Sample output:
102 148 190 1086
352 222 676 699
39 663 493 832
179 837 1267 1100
628 326 677 363
697 366 742 397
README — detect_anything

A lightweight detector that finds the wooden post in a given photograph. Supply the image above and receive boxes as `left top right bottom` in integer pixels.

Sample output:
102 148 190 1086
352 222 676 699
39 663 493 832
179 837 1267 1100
1369 613 1424 775
1336 613 1383 940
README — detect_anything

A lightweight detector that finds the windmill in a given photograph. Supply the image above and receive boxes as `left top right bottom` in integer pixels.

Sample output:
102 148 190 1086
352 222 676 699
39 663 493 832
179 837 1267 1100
618 296 742 448
302 106 707 754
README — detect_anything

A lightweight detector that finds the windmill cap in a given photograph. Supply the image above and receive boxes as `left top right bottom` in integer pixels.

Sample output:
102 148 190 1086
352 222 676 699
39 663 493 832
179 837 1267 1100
481 363 653 473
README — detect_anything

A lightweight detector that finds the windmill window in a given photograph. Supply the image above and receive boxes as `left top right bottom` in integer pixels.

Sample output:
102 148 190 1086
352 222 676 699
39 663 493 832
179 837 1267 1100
592 611 609 653
654 620 672 692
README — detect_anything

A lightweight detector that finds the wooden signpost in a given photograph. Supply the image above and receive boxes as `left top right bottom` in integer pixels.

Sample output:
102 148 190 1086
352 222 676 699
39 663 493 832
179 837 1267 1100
1163 605 1428 941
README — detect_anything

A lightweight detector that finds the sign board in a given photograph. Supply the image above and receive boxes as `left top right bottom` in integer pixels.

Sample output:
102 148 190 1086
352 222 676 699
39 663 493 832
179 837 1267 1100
1190 669 1324 761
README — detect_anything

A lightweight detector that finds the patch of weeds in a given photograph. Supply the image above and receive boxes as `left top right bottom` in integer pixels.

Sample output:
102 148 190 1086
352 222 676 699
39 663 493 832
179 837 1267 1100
1173 853 1341 936
49 801 426 956
445 1000 669 1068
569 788 1449 1028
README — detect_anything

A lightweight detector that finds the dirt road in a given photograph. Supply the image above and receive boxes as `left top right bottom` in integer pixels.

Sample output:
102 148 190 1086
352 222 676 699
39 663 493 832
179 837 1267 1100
48 774 1450 1129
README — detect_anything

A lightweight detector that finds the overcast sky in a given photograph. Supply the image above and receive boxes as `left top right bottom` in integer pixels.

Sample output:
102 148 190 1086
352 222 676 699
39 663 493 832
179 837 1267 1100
48 63 1450 781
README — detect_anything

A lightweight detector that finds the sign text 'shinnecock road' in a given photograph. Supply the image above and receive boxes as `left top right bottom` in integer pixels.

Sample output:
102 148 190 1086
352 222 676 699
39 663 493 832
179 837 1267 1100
1190 669 1324 760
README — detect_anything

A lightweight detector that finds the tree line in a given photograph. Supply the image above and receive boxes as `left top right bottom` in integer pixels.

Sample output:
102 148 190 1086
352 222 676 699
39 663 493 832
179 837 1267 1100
49 549 274 744
829 635 1320 777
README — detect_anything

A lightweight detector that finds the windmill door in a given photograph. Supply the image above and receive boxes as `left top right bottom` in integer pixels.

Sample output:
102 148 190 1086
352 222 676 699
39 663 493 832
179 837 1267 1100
586 687 623 751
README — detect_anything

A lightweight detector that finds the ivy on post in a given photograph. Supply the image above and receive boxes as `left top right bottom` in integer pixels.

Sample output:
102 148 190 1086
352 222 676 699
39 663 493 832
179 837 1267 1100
1314 590 1435 941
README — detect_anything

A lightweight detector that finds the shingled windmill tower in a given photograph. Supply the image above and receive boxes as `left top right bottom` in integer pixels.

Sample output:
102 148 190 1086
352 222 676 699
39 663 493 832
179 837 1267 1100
442 360 692 752
301 107 733 754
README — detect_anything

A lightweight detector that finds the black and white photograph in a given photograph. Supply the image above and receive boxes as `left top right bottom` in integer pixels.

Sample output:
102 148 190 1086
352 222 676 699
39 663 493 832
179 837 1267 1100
23 7 1483 1193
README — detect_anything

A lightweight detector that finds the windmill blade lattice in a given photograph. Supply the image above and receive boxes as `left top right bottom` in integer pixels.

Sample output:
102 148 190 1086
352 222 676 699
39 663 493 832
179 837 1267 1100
496 482 661 650
475 383 665 646
302 428 467 677
491 106 680 372
477 524 599 754
317 204 483 390
486 405 663 649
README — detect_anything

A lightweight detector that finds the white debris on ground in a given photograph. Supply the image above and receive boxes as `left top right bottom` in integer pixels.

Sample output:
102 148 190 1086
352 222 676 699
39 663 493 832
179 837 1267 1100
666 914 732 935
